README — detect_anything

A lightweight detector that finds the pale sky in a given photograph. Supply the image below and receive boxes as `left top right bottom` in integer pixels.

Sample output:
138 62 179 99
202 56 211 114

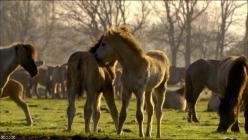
128 1 247 36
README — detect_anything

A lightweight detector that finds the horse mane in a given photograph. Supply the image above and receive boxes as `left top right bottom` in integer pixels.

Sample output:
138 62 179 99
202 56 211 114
89 36 103 53
107 26 145 56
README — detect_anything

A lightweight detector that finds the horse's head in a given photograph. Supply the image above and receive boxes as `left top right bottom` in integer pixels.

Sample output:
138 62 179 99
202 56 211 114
92 33 117 65
15 43 38 77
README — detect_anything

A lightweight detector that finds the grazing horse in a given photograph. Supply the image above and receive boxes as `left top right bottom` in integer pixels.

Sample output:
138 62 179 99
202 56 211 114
168 66 185 85
67 41 119 133
1 79 32 125
207 94 221 112
93 26 170 138
185 56 248 133
32 67 51 98
164 86 186 111
0 43 37 96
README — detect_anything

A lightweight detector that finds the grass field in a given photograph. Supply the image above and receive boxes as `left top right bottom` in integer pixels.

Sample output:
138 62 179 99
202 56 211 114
0 95 248 139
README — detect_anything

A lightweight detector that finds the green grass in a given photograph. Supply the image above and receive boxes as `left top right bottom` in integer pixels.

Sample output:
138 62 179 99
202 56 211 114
0 96 248 139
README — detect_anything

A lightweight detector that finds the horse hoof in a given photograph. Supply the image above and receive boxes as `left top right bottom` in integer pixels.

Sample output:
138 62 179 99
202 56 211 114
187 118 192 123
192 118 199 123
231 127 240 133
27 121 33 126
139 133 144 138
145 133 151 138
217 127 227 133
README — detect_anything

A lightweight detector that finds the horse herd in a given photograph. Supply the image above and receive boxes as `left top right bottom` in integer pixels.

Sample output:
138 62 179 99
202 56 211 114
1 26 248 138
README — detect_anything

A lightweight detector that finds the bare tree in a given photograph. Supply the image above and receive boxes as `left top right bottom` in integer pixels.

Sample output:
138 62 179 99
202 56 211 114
0 1 38 45
60 0 150 42
163 1 185 66
182 0 210 66
216 0 245 59
36 1 56 59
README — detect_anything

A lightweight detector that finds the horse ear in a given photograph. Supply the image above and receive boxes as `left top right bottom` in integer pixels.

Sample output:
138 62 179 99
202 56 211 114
23 44 37 58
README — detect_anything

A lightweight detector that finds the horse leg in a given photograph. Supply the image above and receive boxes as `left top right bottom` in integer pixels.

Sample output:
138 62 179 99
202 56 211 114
231 120 240 132
231 100 242 132
217 98 236 132
10 94 33 126
154 83 166 138
84 89 95 133
67 86 76 131
244 93 248 133
103 89 119 131
117 87 132 135
93 93 102 132
145 90 154 137
185 84 203 123
134 89 145 137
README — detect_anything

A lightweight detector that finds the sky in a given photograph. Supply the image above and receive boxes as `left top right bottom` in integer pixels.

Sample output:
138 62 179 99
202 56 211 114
128 1 247 36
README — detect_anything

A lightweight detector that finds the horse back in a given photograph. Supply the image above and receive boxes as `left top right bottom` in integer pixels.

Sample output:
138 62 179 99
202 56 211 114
67 51 113 94
146 50 170 89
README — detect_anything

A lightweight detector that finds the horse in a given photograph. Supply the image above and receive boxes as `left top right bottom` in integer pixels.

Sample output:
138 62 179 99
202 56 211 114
164 86 186 111
66 41 119 133
207 94 220 112
93 26 170 138
49 65 67 99
11 68 33 98
0 79 33 125
32 67 51 98
113 69 122 100
11 61 44 98
168 66 185 85
185 56 248 133
0 43 37 96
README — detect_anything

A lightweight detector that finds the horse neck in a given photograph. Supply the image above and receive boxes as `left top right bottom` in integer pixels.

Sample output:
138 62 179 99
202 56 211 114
0 47 19 76
113 42 146 72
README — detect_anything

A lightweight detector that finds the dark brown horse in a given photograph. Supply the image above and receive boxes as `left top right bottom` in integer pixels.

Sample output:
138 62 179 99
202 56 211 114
168 66 185 85
185 56 248 133
67 40 118 133
164 86 186 111
0 43 37 96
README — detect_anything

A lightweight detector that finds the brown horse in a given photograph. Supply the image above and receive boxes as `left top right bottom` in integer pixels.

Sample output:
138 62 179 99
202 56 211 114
185 56 248 133
168 66 185 85
93 26 170 138
1 79 32 125
113 69 122 100
164 86 186 111
207 94 221 112
67 42 119 133
0 43 37 96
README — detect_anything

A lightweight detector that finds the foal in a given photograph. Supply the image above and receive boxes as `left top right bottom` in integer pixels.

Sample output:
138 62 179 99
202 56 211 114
67 41 118 133
0 43 37 95
94 26 170 138
1 79 32 125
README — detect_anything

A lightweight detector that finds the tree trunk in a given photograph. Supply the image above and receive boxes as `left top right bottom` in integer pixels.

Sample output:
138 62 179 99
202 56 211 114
171 48 177 66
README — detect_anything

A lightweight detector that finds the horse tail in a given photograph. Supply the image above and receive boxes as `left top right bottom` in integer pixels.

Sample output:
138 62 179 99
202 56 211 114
185 71 193 103
67 52 84 98
219 56 248 116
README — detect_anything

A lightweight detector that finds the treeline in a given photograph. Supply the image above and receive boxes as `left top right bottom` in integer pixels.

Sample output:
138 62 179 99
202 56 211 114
0 0 247 67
